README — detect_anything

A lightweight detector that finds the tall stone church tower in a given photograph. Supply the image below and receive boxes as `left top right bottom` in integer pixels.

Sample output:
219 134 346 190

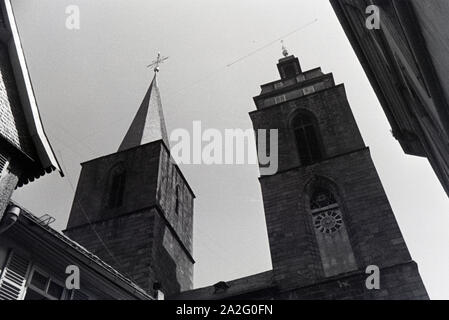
250 52 429 299
64 71 194 298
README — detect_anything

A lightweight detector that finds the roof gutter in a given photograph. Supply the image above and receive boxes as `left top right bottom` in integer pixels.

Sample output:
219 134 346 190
15 207 153 300
0 204 20 235
2 0 63 177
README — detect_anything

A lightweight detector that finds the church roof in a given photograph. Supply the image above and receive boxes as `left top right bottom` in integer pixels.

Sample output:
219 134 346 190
118 73 170 151
169 270 276 300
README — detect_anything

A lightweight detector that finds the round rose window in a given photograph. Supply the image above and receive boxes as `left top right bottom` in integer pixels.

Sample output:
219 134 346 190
314 210 343 234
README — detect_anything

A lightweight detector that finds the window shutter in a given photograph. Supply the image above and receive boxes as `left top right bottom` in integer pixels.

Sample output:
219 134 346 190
0 251 31 300
0 154 9 177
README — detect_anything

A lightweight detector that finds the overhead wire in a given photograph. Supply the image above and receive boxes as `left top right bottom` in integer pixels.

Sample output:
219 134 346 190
43 18 319 275
76 19 318 143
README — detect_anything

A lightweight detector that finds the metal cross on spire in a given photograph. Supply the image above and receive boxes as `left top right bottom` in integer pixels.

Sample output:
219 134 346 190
147 52 169 72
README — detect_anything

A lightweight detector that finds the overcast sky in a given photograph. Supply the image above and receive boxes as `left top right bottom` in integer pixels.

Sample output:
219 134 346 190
10 0 449 299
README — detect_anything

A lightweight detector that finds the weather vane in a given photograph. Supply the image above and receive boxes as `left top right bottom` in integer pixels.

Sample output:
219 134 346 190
281 40 289 57
147 52 169 72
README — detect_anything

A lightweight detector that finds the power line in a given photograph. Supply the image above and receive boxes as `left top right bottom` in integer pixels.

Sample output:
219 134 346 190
226 18 318 67
47 127 91 161
46 118 97 156
41 20 319 278
76 18 318 142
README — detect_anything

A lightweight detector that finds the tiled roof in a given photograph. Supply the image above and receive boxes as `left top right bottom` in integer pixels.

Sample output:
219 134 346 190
12 201 152 300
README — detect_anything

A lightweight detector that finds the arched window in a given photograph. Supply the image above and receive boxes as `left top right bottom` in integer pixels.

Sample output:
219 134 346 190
292 113 322 166
106 164 126 209
175 185 181 215
307 185 357 277
310 188 342 234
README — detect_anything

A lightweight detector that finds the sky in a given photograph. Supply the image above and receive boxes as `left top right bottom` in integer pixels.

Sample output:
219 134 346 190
10 0 449 299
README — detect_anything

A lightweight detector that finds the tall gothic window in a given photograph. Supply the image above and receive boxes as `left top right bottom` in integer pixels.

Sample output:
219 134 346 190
308 186 357 277
310 188 343 234
106 164 126 209
292 113 322 166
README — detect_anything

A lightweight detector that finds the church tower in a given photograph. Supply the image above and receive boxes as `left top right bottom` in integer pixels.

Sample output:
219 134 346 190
250 51 428 299
64 61 194 298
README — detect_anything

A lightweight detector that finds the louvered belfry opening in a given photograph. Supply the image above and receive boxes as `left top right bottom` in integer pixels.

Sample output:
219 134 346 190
292 112 323 166
108 169 126 208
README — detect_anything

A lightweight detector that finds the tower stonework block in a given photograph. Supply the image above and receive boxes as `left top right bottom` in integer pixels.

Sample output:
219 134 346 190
65 142 194 296
250 55 428 299
65 74 194 297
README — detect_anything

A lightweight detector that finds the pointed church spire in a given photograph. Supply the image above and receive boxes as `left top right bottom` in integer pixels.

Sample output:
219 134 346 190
118 55 170 151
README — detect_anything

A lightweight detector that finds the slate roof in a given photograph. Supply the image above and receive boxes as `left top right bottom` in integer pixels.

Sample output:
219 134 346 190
118 73 170 151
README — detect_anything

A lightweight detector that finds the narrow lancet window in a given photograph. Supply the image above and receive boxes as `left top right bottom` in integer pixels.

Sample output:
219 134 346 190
292 113 322 166
308 186 357 277
106 164 126 208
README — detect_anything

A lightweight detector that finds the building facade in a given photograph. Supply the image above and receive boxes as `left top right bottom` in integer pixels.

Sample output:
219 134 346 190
331 0 449 197
0 0 142 300
0 201 152 300
0 0 431 298
1 71 191 300
1 49 429 299
173 53 428 300
0 0 62 221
